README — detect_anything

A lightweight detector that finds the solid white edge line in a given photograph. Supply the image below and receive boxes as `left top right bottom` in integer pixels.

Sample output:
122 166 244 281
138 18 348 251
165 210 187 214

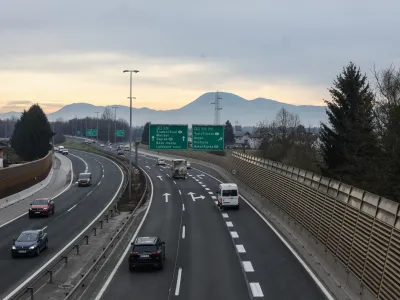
93 167 154 300
175 268 182 296
190 167 336 300
182 226 185 239
67 204 77 212
3 154 124 300
0 156 74 229
69 153 89 173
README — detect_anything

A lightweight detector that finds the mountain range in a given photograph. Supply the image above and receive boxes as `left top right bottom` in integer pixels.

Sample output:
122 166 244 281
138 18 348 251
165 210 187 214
0 92 328 126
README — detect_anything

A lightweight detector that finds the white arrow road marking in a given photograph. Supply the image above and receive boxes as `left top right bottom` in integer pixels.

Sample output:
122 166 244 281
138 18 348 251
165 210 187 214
163 193 170 202
187 192 205 202
157 176 163 181
145 166 150 169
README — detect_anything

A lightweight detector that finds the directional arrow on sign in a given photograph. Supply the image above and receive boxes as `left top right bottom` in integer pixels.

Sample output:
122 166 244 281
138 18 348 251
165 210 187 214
182 136 185 141
157 176 163 181
187 192 205 202
163 193 171 202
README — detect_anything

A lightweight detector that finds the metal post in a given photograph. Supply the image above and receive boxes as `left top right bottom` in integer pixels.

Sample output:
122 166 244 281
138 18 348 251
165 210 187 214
129 72 132 201
135 141 139 166
112 106 118 144
94 112 100 141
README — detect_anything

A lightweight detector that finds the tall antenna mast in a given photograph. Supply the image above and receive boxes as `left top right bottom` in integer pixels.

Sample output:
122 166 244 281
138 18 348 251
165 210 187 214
211 90 222 124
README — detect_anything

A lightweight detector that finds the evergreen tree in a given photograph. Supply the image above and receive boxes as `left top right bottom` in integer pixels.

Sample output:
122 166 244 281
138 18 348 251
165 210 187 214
11 104 53 161
320 62 381 188
224 120 235 145
141 122 150 144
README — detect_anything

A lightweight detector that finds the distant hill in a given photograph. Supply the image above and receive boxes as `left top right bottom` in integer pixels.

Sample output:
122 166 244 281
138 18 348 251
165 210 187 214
0 92 328 126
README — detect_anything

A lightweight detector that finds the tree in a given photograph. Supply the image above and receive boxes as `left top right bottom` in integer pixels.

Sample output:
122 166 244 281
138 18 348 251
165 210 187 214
320 62 381 189
224 120 235 145
11 104 53 161
373 65 400 201
141 122 150 144
102 107 114 120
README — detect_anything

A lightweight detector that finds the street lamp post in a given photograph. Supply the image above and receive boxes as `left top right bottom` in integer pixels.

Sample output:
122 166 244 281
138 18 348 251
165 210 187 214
74 115 78 136
112 106 118 144
123 69 139 202
94 112 100 141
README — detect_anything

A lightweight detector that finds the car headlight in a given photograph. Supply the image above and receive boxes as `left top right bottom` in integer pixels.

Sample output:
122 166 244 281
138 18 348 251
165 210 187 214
12 245 16 250
29 245 36 249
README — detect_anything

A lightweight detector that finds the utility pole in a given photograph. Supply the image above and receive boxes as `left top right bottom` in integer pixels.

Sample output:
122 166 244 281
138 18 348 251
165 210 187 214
74 115 78 136
211 90 222 125
123 69 139 202
107 122 110 144
112 106 118 144
94 112 100 141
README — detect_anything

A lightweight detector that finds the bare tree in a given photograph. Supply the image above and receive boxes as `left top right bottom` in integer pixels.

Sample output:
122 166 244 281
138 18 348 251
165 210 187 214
102 107 114 120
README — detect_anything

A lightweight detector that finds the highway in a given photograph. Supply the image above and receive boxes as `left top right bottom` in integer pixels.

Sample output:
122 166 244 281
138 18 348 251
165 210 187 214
0 150 123 299
96 147 331 300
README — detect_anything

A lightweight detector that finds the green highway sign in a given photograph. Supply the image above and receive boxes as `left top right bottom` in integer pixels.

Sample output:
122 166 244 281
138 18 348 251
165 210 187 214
149 124 188 150
86 129 98 137
115 130 125 137
192 124 224 151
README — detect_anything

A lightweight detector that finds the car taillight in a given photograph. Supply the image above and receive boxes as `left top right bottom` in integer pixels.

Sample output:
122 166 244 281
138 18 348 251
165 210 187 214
151 251 161 256
130 252 139 257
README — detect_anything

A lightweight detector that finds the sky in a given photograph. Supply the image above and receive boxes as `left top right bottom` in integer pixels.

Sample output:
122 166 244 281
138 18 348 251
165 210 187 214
0 0 399 114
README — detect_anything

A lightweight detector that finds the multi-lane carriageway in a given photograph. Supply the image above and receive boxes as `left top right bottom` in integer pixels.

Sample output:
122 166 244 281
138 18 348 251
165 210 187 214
93 149 335 300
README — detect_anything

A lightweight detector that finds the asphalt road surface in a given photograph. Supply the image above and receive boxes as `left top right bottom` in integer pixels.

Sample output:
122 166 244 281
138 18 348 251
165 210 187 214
0 150 123 299
96 148 330 300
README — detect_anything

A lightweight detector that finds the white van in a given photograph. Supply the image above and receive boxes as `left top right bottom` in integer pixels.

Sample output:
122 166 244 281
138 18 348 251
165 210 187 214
217 183 239 209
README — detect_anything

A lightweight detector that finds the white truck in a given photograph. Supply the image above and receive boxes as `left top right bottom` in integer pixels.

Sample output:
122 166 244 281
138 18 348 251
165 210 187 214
170 159 188 179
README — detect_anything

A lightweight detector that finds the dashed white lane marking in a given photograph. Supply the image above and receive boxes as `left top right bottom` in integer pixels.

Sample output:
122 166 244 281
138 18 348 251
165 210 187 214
236 245 246 253
167 174 170 177
249 283 264 297
226 221 233 227
145 166 151 169
67 204 77 212
205 188 210 191
175 268 182 295
242 261 254 272
198 181 203 184
97 182 101 186
230 231 239 238
208 191 213 194
211 196 217 199
188 174 193 177
182 226 186 239
222 213 229 218
202 185 207 187
87 190 93 196
173 181 176 184
179 190 182 195
42 226 48 231
182 204 185 211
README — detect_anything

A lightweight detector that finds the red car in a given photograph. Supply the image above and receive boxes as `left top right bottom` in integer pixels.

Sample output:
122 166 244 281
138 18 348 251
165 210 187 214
29 198 55 218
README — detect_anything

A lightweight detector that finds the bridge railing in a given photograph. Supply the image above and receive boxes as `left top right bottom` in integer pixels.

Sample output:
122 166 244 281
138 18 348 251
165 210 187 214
146 146 399 300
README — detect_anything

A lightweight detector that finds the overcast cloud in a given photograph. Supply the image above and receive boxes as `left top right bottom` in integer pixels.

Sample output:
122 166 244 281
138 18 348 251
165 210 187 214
0 0 399 112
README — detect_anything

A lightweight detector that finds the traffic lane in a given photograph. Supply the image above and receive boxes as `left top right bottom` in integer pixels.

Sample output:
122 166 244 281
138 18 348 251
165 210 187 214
100 162 183 300
196 168 328 299
0 152 100 254
0 152 122 299
171 173 250 300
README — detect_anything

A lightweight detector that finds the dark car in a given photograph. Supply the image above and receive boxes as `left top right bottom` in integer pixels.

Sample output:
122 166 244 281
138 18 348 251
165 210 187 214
128 236 166 271
78 172 92 186
11 229 48 257
29 198 55 218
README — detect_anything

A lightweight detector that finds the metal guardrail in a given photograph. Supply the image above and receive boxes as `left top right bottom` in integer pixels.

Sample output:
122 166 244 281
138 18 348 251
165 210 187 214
4 147 132 300
149 146 400 300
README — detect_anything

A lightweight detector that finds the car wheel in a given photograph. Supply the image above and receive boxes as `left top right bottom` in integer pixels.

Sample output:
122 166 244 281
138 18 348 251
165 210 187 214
45 240 48 249
236 205 240 210
129 265 134 272
158 262 163 270
29 214 32 219
11 253 16 259
36 247 40 256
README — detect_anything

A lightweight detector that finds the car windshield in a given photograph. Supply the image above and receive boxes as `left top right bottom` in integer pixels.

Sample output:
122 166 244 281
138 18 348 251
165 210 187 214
32 199 48 205
79 174 90 179
133 245 158 252
17 232 38 242
222 189 238 196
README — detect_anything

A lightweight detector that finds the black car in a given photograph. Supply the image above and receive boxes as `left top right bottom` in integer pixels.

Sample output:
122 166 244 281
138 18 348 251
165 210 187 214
129 236 165 271
11 229 48 258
